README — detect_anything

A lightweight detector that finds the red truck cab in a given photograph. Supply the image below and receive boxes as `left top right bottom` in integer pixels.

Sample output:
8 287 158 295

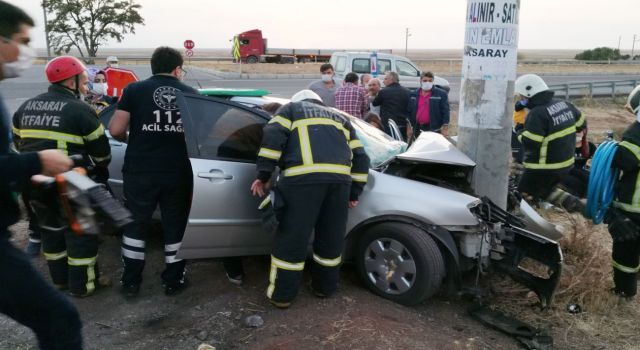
237 29 266 64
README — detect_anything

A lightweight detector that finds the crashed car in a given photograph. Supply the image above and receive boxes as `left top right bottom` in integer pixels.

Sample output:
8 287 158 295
100 88 562 306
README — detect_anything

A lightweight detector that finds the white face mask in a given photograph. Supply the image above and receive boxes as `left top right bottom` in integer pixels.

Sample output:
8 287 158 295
321 74 332 82
109 63 119 68
421 81 434 91
2 43 35 79
91 82 108 96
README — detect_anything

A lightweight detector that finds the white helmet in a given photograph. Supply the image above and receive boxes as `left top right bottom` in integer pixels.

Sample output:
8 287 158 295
106 56 118 63
626 85 640 115
515 74 549 98
291 89 322 103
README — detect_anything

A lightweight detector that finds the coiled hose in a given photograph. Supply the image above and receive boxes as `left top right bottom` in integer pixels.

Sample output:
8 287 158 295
585 141 619 224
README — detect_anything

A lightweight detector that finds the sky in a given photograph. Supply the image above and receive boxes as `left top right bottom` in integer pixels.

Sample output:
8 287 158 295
7 0 640 51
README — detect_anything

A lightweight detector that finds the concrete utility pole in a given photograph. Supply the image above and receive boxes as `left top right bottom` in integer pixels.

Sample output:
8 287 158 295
404 28 411 57
457 0 521 209
42 0 51 57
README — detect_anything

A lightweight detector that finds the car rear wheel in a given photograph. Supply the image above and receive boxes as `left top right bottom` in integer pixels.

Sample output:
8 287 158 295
355 223 445 305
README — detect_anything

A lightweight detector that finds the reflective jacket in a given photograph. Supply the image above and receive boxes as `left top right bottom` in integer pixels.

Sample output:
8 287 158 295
256 99 370 200
613 122 640 215
12 84 111 167
518 91 586 171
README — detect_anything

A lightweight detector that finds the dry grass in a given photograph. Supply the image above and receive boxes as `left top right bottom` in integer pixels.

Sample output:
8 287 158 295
487 209 640 349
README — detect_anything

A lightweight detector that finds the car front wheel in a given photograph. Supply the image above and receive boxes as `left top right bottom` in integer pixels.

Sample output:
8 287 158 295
355 222 445 305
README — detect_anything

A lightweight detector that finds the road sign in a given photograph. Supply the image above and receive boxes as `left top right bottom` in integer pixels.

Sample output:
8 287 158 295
185 49 194 57
184 40 195 50
103 67 139 97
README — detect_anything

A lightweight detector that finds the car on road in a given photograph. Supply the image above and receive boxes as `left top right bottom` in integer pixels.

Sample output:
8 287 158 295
100 88 562 306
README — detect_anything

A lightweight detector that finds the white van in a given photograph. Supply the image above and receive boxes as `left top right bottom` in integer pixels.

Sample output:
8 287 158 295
329 52 449 91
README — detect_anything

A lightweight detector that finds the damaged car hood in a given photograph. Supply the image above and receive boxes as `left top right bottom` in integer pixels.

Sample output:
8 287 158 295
398 132 476 167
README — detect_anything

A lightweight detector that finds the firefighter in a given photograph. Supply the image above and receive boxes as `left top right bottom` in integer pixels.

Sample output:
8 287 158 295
109 46 196 297
251 89 370 308
515 74 586 212
12 55 112 297
606 85 640 298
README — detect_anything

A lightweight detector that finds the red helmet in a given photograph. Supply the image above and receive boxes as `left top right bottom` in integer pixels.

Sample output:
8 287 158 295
45 56 86 83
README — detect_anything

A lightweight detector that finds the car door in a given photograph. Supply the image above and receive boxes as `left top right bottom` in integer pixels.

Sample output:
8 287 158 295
175 92 273 259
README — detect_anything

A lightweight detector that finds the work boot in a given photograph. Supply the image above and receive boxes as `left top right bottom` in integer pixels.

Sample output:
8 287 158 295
164 279 189 296
561 195 586 214
226 273 243 286
269 299 291 309
25 241 41 258
121 283 140 298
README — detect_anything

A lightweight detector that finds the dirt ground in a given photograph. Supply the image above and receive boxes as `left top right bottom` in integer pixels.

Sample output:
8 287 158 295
1 99 639 350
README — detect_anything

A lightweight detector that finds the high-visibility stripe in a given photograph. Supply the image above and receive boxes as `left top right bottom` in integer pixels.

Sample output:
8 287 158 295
122 248 145 260
258 147 282 160
539 125 576 163
291 118 350 140
283 163 351 177
86 263 96 294
266 262 277 298
612 260 640 274
521 131 544 142
166 255 183 264
575 114 586 128
165 242 182 252
351 172 368 183
56 140 68 155
44 250 67 261
271 255 305 271
17 129 84 144
84 124 105 142
614 201 640 213
123 236 145 248
620 141 640 161
269 115 292 130
349 139 363 149
68 256 97 266
524 157 574 170
12 126 20 137
258 196 271 210
298 125 313 165
92 154 111 162
313 254 342 267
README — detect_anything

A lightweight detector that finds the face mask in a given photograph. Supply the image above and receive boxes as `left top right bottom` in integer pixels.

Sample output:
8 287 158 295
109 63 119 68
321 74 332 82
421 82 433 91
2 43 35 79
91 82 108 96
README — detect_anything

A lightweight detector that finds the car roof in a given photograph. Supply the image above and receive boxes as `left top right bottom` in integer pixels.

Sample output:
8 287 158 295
332 52 409 60
198 88 270 97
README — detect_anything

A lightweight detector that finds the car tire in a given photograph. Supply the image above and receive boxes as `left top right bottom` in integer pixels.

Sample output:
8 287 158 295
355 222 445 305
246 56 258 64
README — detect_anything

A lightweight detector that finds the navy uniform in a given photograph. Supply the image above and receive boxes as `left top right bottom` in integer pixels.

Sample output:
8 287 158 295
118 75 196 295
515 74 586 211
13 84 111 297
256 90 370 306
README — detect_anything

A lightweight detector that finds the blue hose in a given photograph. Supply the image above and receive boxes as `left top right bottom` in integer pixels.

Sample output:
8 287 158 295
585 141 619 224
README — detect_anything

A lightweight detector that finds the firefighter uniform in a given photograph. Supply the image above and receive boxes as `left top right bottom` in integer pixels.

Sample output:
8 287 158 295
12 84 111 296
256 91 370 305
117 75 196 295
609 121 640 296
517 90 586 205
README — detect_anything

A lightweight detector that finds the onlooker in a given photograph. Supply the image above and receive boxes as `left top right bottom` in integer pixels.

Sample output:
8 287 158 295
106 56 119 68
307 63 340 107
372 72 411 140
109 46 196 298
360 73 372 87
335 72 368 119
367 78 381 115
365 112 383 130
408 71 450 138
0 2 82 348
87 70 117 113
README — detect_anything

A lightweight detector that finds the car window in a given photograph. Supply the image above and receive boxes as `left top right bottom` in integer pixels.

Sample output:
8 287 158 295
352 58 370 74
378 59 391 74
396 61 419 77
335 56 346 72
186 98 266 163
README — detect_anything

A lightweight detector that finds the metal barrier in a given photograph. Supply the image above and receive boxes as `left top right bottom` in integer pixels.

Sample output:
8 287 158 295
547 79 639 99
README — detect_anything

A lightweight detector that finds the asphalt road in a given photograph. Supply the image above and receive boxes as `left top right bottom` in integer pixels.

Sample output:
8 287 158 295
3 64 640 115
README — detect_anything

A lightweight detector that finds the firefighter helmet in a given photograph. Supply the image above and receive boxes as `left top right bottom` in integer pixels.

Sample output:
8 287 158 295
515 74 549 98
45 56 86 83
291 89 322 103
625 85 640 115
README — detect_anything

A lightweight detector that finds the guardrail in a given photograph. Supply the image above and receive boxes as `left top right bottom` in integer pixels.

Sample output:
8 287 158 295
547 79 639 99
